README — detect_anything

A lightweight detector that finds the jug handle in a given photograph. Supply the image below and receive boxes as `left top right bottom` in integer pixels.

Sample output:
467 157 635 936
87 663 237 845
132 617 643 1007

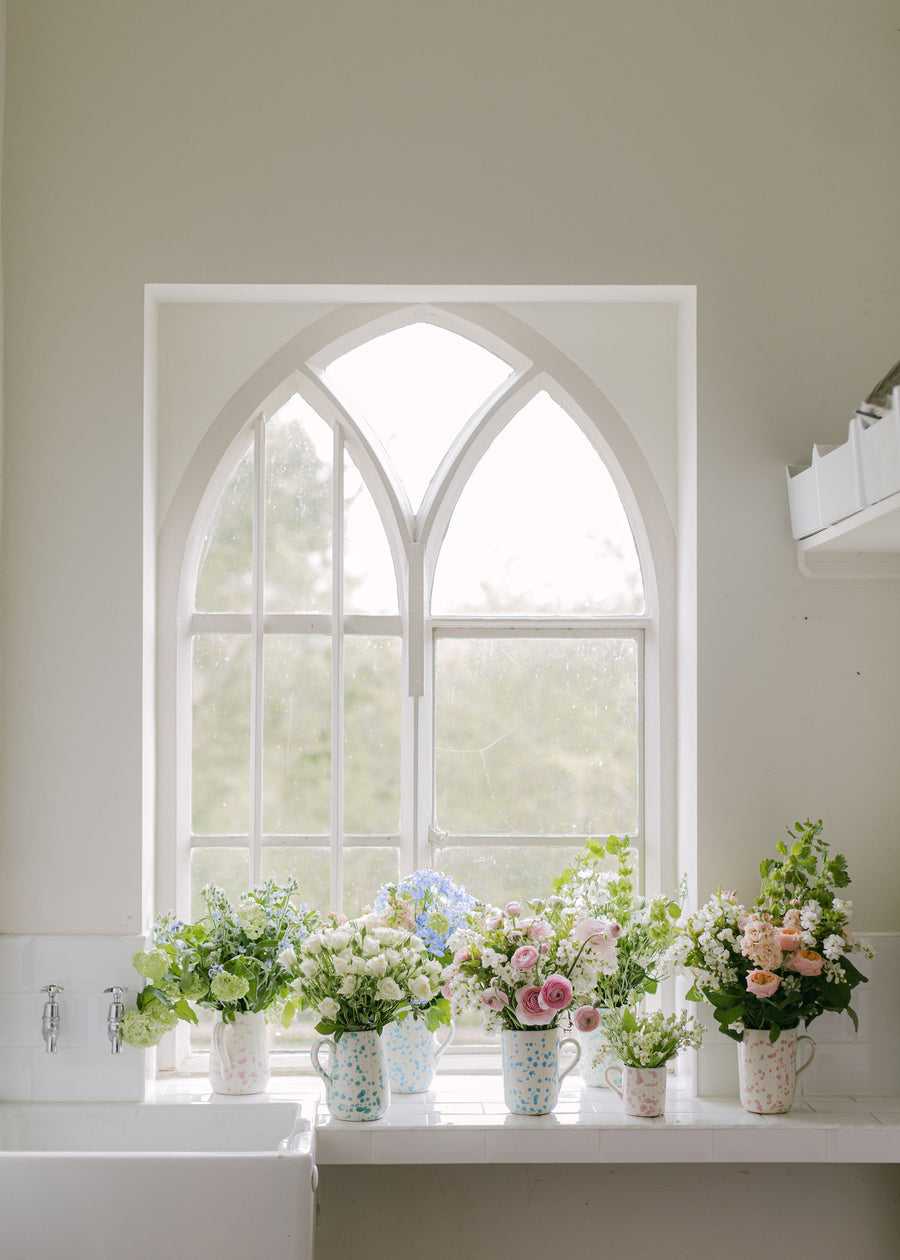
433 1020 455 1063
310 1036 333 1085
211 1017 230 1074
558 1035 581 1083
796 1034 816 1078
603 1062 624 1096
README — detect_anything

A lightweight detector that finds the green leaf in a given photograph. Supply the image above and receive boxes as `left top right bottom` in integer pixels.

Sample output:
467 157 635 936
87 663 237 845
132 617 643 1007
280 1000 297 1029
173 998 198 1024
621 1009 638 1033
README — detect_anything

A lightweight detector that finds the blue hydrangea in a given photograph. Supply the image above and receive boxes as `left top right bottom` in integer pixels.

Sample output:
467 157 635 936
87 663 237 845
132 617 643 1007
374 869 477 959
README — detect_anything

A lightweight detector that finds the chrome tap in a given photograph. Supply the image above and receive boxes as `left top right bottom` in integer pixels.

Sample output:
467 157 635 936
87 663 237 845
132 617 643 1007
104 986 128 1054
40 985 64 1053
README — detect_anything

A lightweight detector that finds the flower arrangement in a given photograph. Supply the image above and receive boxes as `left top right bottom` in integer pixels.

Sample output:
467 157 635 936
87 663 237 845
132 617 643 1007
552 835 683 1012
675 819 873 1042
445 897 621 1033
289 914 444 1040
122 878 317 1048
598 1007 703 1069
373 869 479 1030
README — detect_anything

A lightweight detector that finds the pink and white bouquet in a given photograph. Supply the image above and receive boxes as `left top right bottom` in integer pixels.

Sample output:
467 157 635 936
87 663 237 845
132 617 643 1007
444 897 621 1034
674 819 873 1042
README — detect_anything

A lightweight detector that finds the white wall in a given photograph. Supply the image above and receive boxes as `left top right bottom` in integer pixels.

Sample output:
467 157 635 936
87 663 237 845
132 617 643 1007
1 0 899 1241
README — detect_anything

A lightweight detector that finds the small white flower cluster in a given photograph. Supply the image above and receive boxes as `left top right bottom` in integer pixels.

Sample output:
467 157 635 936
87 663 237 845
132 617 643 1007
291 915 442 1033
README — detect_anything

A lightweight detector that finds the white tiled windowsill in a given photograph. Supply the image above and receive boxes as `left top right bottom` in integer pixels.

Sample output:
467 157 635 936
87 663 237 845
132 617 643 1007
149 1073 900 1165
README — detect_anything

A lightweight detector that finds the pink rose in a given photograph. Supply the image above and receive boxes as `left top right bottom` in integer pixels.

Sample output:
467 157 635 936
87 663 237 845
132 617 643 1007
746 969 781 998
515 985 553 1026
511 945 540 971
574 1005 601 1033
777 928 802 951
481 987 509 1012
787 949 824 977
540 973 573 1011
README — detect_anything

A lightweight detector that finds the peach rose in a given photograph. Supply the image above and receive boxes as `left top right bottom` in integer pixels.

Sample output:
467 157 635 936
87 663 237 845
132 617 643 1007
746 969 781 998
787 949 824 976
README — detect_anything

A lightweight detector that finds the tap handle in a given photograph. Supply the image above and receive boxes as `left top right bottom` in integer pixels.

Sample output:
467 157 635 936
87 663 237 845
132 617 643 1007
104 986 128 1001
41 985 64 999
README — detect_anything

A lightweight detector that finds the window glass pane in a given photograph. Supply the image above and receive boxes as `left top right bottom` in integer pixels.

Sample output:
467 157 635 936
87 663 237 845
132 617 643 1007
438 845 582 913
432 393 644 614
195 442 253 612
344 636 401 834
192 635 251 835
261 847 331 917
265 396 333 613
190 847 249 921
435 637 639 836
344 449 398 614
263 635 331 834
343 847 400 918
324 323 514 510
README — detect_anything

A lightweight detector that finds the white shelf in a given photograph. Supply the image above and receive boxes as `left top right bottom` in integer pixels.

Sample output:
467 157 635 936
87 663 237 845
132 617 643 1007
153 1075 900 1164
796 490 900 579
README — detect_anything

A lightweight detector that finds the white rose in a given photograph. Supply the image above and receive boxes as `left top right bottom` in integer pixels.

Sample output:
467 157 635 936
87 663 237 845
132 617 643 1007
362 935 382 956
382 949 402 967
277 947 297 970
409 975 434 1002
300 958 319 978
375 977 402 1001
338 974 357 996
366 955 388 977
318 997 340 1021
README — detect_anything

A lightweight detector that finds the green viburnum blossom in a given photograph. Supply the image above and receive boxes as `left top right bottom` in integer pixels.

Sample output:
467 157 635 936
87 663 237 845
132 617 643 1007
132 949 170 983
210 971 251 1003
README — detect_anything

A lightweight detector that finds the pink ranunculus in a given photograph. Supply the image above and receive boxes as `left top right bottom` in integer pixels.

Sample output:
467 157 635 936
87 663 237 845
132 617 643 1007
515 985 553 1026
452 948 470 963
540 973 573 1011
746 969 781 998
777 928 802 951
787 949 825 977
511 945 540 971
576 917 614 947
485 915 502 931
505 901 523 918
526 917 552 940
440 983 453 999
574 1005 601 1033
481 987 509 1012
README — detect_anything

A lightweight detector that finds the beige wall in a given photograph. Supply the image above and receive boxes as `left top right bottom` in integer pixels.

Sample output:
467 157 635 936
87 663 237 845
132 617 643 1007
2 0 899 1246
3 0 898 933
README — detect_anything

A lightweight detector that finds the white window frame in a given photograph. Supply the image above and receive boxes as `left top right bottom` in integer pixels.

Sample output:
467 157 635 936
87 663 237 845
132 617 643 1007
152 288 693 1073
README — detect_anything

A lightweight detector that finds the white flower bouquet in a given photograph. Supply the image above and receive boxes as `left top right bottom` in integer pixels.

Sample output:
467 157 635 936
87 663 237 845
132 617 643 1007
289 914 444 1040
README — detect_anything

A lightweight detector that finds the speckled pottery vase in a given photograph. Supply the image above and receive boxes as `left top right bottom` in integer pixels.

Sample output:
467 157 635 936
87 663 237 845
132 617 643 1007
209 1010 270 1095
382 1015 456 1093
605 1063 667 1117
500 1028 581 1116
578 1012 621 1088
738 1028 816 1114
310 1029 390 1121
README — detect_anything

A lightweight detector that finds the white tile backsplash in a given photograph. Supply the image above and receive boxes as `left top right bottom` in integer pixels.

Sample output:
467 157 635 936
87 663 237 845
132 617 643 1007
0 935 146 1101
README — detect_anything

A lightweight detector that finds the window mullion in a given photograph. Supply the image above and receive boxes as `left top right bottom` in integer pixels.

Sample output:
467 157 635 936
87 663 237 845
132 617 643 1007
248 414 266 888
331 430 345 913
